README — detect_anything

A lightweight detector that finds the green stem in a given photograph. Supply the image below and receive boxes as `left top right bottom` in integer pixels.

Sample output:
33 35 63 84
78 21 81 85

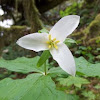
44 62 47 75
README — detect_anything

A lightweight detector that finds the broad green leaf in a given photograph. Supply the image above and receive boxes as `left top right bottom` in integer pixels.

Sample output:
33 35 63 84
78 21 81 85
0 56 44 74
75 57 100 77
48 67 68 77
37 50 50 67
58 76 89 88
0 56 67 77
0 74 79 100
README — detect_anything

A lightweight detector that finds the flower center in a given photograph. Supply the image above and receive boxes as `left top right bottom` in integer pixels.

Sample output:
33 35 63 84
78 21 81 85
46 34 60 49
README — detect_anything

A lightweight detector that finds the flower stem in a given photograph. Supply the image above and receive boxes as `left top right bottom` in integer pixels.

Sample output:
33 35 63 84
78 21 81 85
44 61 47 75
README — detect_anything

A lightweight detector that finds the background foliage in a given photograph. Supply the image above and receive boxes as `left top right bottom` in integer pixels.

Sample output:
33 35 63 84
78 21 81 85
0 0 100 100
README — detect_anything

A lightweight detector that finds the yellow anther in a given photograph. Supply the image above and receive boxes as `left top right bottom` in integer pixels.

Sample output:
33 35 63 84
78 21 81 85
46 41 50 44
55 40 60 44
47 34 60 50
48 45 52 49
54 44 58 49
49 35 51 40
52 38 56 42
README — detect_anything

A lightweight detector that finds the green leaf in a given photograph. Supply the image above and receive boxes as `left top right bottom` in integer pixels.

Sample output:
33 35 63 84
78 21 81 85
48 67 68 78
58 76 89 88
38 28 49 33
0 74 78 100
97 48 100 51
0 56 67 77
94 85 100 89
64 38 77 44
75 57 100 77
0 56 44 74
82 91 96 100
79 46 87 50
75 50 82 55
37 50 50 67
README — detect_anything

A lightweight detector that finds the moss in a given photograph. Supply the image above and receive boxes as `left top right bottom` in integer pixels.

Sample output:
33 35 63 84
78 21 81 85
82 0 96 9
71 14 100 48
87 14 100 36
71 31 84 39
84 14 100 44
87 37 100 47
0 26 27 53
0 26 26 34
22 0 43 32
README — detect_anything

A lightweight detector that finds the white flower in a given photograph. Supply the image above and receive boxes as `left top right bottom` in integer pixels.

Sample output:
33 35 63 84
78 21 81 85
17 15 80 76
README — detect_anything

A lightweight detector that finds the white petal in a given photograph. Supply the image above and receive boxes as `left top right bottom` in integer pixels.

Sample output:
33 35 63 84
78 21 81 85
17 33 49 52
49 15 80 42
50 43 76 76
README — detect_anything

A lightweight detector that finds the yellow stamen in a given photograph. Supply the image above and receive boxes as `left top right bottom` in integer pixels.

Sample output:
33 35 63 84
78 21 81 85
52 38 56 42
49 35 51 40
48 45 52 49
46 41 50 44
46 35 60 50
54 44 58 49
55 40 60 44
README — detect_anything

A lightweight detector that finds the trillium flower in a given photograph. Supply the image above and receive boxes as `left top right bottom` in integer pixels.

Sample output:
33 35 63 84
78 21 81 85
17 15 80 76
